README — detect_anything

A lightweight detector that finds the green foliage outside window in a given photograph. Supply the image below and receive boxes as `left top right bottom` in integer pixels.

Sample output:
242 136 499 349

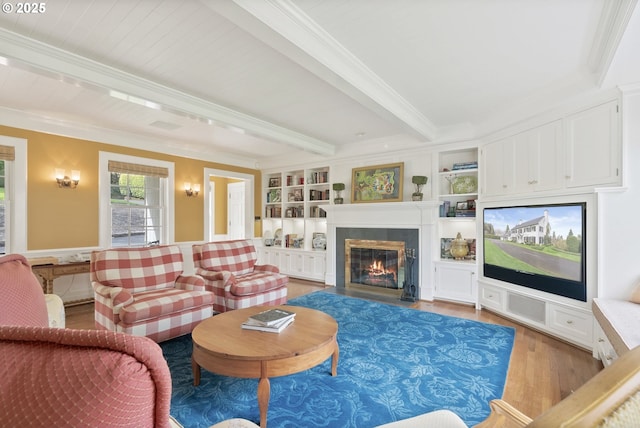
110 173 145 201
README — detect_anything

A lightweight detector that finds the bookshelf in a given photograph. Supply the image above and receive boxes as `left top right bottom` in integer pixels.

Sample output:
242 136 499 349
260 167 330 281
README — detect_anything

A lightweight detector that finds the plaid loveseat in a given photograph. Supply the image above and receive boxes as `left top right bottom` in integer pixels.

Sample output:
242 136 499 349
91 245 215 342
193 240 288 312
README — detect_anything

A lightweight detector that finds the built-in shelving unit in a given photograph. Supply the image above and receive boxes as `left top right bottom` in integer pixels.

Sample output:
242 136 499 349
433 147 479 305
260 167 330 281
476 99 621 351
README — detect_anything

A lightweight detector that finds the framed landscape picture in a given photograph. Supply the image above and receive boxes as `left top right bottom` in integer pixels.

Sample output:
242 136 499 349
351 162 404 203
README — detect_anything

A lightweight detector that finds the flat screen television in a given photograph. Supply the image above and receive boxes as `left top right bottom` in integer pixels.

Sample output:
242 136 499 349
483 202 586 301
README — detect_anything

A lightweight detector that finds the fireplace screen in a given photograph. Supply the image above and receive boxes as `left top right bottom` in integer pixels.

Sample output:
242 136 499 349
345 239 405 291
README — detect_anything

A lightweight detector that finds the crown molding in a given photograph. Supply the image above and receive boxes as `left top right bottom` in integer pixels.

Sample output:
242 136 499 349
588 0 638 87
213 0 436 141
0 106 260 169
0 28 335 157
619 81 640 95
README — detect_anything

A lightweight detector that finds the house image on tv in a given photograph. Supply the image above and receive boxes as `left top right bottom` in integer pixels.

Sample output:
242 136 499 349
503 210 549 245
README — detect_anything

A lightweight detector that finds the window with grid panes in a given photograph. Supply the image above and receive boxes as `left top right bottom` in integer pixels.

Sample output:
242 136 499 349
108 160 167 248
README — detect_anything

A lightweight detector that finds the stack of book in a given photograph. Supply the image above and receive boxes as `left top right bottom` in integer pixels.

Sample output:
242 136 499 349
241 308 296 333
452 161 478 170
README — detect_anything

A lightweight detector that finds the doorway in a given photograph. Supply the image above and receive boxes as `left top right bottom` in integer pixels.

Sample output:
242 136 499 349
227 181 245 240
203 168 254 242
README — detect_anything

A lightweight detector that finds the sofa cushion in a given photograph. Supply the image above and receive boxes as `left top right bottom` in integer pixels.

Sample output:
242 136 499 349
200 240 257 275
119 288 215 324
92 246 183 293
230 271 288 297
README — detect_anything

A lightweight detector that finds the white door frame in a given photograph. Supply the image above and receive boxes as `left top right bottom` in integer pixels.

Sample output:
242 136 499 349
227 181 245 240
203 168 255 241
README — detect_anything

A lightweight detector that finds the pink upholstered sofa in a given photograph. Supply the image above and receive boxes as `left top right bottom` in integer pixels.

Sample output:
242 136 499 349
0 253 177 428
193 240 288 313
91 245 215 342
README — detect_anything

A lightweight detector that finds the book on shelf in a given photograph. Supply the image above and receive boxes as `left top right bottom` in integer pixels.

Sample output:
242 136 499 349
309 171 328 184
455 209 476 217
247 308 296 326
241 316 295 333
452 161 478 170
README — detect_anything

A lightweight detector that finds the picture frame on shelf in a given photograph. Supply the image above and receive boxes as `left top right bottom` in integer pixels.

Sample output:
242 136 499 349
351 162 404 203
268 177 280 187
456 201 468 210
293 188 303 201
267 189 281 203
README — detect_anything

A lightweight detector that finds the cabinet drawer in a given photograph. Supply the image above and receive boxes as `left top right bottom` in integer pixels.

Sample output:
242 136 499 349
548 304 593 345
594 321 618 366
480 284 504 310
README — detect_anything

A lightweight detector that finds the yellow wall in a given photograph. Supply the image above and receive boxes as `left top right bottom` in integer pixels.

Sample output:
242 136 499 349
0 125 262 250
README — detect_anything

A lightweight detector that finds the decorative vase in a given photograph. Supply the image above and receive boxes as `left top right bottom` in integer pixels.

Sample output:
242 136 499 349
412 193 423 201
450 232 469 260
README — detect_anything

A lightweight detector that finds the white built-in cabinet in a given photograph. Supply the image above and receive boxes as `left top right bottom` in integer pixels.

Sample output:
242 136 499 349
481 100 620 198
434 148 479 305
479 282 593 349
565 100 620 188
260 166 329 281
482 139 514 197
258 247 326 282
513 120 564 193
476 99 621 350
483 120 563 197
434 260 477 305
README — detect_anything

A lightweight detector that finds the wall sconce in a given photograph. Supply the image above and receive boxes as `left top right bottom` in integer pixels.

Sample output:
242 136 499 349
184 182 200 197
55 168 80 189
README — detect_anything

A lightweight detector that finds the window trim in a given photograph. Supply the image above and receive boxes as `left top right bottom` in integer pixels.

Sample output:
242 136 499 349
99 152 174 248
0 136 27 253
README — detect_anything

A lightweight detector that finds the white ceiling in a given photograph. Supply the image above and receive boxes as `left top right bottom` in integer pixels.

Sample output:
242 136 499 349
0 0 638 168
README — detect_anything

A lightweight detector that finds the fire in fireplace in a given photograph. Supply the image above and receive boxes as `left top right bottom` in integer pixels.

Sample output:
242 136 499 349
345 239 405 294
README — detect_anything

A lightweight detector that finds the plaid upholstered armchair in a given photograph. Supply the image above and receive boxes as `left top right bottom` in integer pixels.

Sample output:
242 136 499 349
91 245 215 342
193 240 288 313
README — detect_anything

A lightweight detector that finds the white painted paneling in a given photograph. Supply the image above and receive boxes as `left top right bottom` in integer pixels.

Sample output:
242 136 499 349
597 88 640 299
0 0 637 163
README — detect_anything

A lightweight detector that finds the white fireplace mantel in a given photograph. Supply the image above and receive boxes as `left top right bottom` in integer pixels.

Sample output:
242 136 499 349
323 201 440 300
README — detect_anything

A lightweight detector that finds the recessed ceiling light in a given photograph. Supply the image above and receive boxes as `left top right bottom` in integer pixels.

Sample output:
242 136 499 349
355 132 366 138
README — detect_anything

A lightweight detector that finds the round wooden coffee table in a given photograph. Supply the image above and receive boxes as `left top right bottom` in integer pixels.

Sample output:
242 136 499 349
191 305 339 428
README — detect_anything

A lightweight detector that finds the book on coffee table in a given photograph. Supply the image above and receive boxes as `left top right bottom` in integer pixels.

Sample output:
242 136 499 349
247 308 296 327
241 316 294 333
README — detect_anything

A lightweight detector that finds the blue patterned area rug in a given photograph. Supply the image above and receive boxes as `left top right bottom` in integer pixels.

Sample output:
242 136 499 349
161 291 515 428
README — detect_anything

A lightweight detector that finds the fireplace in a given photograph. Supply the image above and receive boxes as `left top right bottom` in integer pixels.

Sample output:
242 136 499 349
335 227 419 298
345 239 405 295
323 201 439 301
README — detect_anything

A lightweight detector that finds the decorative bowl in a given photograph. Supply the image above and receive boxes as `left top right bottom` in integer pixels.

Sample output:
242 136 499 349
452 175 477 194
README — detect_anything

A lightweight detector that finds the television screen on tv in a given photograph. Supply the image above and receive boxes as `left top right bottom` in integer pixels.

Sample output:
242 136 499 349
483 202 586 301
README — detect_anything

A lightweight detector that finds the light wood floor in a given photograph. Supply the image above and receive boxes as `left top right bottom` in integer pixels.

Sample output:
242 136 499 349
65 279 602 421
